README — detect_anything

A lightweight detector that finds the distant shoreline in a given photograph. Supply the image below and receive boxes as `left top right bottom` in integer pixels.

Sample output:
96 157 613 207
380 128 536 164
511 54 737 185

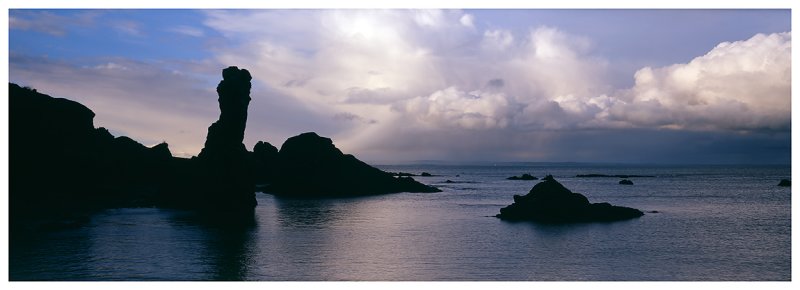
372 162 791 167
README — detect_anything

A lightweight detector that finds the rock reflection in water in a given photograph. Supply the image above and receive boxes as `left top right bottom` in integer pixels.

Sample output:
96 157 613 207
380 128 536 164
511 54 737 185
165 209 259 281
274 198 351 228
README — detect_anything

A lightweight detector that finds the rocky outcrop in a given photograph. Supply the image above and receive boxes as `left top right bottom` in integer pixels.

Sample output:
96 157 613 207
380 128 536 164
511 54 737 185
391 172 417 177
198 66 252 160
11 66 259 219
507 173 538 180
9 83 173 231
252 140 280 184
619 179 634 185
778 179 791 187
165 67 257 210
10 65 438 226
258 132 441 197
496 175 644 223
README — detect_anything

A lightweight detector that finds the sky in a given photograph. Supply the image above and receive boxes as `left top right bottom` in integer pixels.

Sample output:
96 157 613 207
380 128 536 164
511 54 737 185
6 8 793 164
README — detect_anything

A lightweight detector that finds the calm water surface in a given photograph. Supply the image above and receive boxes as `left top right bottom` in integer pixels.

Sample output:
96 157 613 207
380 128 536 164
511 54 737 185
9 164 791 280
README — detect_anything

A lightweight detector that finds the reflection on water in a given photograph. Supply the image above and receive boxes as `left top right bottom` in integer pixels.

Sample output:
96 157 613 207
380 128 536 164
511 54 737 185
166 209 259 281
9 224 94 280
9 165 792 281
10 208 259 281
274 198 344 228
272 196 381 229
265 196 393 280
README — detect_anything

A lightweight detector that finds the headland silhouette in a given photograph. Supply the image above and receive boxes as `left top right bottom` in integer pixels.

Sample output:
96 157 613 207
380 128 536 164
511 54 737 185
9 66 439 231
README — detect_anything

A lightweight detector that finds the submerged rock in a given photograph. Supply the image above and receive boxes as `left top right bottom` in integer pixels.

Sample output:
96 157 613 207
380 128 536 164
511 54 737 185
507 173 538 180
263 132 441 197
619 179 634 185
778 179 790 187
496 175 644 223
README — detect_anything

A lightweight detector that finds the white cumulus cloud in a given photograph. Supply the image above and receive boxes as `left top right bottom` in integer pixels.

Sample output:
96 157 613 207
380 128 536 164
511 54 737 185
400 87 513 130
459 14 475 28
611 32 791 131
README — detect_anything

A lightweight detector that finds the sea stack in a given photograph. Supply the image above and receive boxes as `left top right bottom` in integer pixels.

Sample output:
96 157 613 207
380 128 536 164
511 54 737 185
199 66 252 159
195 66 256 209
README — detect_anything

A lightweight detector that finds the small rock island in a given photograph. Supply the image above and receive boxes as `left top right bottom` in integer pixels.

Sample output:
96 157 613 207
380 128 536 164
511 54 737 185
507 173 538 180
619 179 634 185
497 175 644 223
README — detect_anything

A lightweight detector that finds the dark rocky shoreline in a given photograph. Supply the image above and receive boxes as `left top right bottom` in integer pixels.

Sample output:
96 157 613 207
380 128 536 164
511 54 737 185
9 67 439 230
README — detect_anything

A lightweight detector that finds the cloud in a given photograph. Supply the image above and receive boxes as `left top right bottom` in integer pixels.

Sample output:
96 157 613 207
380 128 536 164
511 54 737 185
204 10 462 127
610 32 791 131
204 11 610 130
112 20 144 37
399 87 514 130
413 10 445 27
198 10 789 163
459 14 475 28
9 10 98 36
481 29 514 51
333 112 377 124
9 10 788 163
169 25 206 37
487 79 504 88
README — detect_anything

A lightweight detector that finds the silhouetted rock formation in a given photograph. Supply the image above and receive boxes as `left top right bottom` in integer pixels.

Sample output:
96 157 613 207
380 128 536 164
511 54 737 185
10 65 437 227
778 179 791 187
391 172 417 177
9 83 173 231
576 174 655 178
496 175 644 223
164 66 257 210
507 173 538 180
420 172 433 177
259 132 441 197
199 66 252 160
252 140 280 184
619 179 634 185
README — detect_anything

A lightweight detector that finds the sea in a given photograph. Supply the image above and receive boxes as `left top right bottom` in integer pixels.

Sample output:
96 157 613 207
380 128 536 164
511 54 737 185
8 163 792 281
